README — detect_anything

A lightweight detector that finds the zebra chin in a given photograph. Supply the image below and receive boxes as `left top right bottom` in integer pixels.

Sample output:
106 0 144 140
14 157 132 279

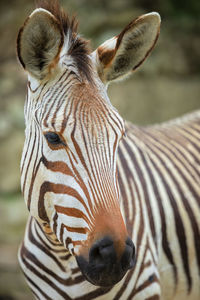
76 236 135 287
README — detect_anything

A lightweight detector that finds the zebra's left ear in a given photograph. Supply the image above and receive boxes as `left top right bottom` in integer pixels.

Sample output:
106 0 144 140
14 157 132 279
93 12 161 84
17 8 64 81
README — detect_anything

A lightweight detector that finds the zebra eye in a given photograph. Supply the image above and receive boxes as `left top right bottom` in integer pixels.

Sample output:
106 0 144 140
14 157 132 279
44 132 62 145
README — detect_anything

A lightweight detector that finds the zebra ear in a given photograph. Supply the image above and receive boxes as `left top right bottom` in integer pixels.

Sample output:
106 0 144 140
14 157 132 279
17 8 64 81
93 12 161 84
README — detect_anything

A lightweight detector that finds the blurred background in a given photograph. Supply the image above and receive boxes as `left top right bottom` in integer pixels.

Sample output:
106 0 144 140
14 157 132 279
0 0 199 299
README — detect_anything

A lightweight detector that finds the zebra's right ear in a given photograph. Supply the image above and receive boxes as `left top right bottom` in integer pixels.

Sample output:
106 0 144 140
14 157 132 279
17 8 64 81
92 12 160 84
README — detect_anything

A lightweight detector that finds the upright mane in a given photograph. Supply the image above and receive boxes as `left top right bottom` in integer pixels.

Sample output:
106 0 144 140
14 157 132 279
36 0 93 82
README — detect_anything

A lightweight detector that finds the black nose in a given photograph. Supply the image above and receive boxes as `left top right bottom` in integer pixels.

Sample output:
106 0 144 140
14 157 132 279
76 236 135 287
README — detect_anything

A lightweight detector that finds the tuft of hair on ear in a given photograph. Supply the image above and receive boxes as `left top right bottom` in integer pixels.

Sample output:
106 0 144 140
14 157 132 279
36 0 73 35
35 0 94 83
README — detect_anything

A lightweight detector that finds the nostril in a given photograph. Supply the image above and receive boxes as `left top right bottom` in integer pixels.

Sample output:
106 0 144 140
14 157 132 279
89 237 115 265
90 245 100 261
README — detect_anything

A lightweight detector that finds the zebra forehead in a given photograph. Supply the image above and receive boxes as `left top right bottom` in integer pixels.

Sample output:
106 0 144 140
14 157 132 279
40 81 124 133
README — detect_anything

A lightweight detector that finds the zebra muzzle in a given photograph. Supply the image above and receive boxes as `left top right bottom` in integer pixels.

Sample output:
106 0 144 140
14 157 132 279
76 236 135 287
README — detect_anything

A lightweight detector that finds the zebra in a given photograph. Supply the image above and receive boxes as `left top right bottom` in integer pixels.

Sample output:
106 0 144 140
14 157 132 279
17 0 200 299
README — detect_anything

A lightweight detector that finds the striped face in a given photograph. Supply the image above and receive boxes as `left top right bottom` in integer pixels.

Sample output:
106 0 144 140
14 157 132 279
21 63 128 257
20 61 136 286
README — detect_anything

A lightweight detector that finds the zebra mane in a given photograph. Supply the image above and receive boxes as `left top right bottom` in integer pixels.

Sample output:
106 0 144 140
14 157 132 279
36 0 93 83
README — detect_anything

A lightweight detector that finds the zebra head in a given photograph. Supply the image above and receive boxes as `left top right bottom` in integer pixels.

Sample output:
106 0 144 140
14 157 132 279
17 1 160 287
